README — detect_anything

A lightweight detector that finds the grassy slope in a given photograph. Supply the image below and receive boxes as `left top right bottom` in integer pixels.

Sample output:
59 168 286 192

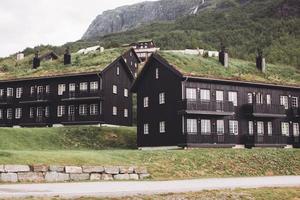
159 51 300 86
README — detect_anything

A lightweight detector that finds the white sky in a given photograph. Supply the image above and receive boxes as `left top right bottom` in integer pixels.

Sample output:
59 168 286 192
0 0 157 57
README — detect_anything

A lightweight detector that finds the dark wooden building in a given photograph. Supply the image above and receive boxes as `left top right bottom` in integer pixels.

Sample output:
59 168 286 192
127 40 160 62
0 48 140 127
132 52 300 148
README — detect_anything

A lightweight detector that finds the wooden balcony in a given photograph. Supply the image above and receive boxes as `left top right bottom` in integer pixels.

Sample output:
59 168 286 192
0 96 14 105
290 107 300 118
60 114 103 125
19 93 51 104
245 104 287 118
245 135 288 147
181 133 238 147
61 90 103 101
178 100 235 116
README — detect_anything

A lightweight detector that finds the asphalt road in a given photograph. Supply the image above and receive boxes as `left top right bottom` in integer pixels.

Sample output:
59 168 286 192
0 176 299 198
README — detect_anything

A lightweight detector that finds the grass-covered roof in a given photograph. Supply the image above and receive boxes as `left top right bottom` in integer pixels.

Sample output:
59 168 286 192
159 51 300 87
0 48 128 81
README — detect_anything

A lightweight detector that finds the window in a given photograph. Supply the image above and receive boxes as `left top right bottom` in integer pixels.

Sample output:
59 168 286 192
216 91 224 102
16 88 23 98
37 107 43 118
201 119 211 135
113 106 117 116
267 122 272 136
229 120 239 135
45 85 50 94
30 107 34 118
124 109 128 118
247 93 253 104
80 82 88 91
15 108 22 119
216 120 224 135
69 83 75 92
256 93 263 104
0 109 3 119
144 124 149 135
186 88 197 100
124 89 128 97
266 94 272 105
248 121 254 135
293 123 299 136
37 86 43 94
187 119 197 134
90 82 98 91
90 104 98 115
159 121 166 133
30 86 35 95
257 121 264 136
292 97 299 108
7 88 13 97
45 106 49 117
143 97 149 108
155 68 159 79
281 122 290 136
79 104 88 116
7 108 12 120
200 89 210 101
58 84 66 95
228 91 238 106
116 66 120 75
0 89 4 97
57 105 65 117
113 85 117 94
159 92 165 104
280 96 289 109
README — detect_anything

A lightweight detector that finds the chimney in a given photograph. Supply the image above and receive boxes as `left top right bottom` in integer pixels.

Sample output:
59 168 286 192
256 49 266 73
33 51 40 69
219 43 229 68
64 47 71 65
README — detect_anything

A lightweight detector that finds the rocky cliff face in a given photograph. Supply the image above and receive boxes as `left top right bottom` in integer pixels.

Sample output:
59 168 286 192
82 0 209 40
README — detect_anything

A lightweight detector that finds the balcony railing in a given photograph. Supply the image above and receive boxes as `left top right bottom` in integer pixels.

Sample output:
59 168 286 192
246 104 287 118
0 96 14 104
61 90 103 101
245 135 288 145
185 133 238 144
290 107 300 118
179 100 235 116
20 93 51 103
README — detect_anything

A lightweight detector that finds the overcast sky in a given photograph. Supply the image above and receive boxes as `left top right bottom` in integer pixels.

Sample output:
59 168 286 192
0 0 156 58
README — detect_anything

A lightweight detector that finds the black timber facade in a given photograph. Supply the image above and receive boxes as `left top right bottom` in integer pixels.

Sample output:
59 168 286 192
132 54 300 148
0 49 139 127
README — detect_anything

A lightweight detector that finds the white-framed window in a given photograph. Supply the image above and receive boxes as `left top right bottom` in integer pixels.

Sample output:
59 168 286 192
90 81 98 91
186 88 197 100
124 109 128 118
7 88 13 97
280 96 289 109
7 108 12 120
16 87 23 98
159 92 165 104
256 93 263 104
0 89 4 98
292 97 299 108
229 120 239 135
159 121 166 133
15 108 22 119
281 122 290 136
80 82 88 91
257 121 264 136
79 104 88 116
116 66 120 75
57 105 65 117
216 91 224 102
30 107 34 118
113 106 117 116
293 123 299 136
0 109 3 119
143 97 149 108
113 85 117 94
216 120 224 135
248 121 254 135
37 107 43 117
58 84 66 95
201 119 211 135
267 122 272 136
187 119 197 134
266 94 272 105
90 104 98 115
69 83 76 92
124 88 128 97
144 124 149 135
37 86 43 94
200 89 210 101
30 86 35 95
247 93 253 104
228 91 238 106
45 106 50 117
45 85 50 94
155 68 159 79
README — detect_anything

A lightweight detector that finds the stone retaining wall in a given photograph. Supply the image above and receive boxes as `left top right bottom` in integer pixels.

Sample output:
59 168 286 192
0 165 150 183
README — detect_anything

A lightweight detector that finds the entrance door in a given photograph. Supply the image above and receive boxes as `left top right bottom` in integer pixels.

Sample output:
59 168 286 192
68 105 75 121
36 107 43 122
